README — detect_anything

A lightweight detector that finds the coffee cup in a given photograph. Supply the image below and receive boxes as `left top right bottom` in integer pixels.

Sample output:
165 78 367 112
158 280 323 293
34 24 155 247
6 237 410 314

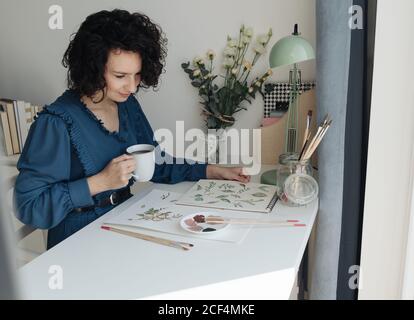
126 144 155 182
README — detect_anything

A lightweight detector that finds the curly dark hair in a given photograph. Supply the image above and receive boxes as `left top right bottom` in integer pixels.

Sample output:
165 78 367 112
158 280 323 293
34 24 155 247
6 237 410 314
62 9 167 100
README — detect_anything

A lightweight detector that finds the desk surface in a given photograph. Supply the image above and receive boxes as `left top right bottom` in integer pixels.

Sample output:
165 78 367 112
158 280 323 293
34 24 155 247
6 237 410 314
18 165 318 300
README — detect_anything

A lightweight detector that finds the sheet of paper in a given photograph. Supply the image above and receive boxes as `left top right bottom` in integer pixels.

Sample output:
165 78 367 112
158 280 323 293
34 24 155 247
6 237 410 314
103 189 255 243
176 180 278 213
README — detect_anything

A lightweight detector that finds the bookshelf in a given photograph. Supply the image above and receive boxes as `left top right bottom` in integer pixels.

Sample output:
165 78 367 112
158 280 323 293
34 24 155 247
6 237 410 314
0 98 43 157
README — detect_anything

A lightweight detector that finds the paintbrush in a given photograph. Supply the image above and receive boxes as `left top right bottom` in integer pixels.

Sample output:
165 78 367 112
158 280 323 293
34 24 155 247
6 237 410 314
302 116 332 160
101 225 194 251
301 110 313 150
202 216 306 227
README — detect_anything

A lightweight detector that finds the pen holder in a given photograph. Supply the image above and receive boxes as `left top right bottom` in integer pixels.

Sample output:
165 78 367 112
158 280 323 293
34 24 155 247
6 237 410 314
276 159 318 207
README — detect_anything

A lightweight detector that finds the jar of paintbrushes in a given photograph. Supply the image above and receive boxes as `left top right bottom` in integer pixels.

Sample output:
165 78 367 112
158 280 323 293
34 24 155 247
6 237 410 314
276 158 317 206
276 113 332 206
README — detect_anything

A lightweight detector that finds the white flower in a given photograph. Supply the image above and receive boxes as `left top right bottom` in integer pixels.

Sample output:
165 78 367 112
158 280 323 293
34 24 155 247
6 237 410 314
257 34 270 45
266 69 273 76
193 56 204 66
223 57 235 69
254 80 262 87
248 87 254 93
253 44 266 54
241 36 251 45
223 47 237 57
243 60 252 70
268 28 273 37
207 50 215 60
231 68 238 75
193 69 201 77
243 27 253 38
227 38 238 48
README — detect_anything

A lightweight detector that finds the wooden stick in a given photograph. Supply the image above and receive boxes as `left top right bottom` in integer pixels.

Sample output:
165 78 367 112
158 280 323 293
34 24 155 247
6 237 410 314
299 131 312 160
301 110 313 150
101 225 193 251
302 121 332 160
302 114 332 160
205 216 305 227
206 220 306 227
302 126 323 160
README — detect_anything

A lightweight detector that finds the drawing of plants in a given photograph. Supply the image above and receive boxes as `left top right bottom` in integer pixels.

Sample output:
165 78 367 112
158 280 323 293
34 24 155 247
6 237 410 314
184 180 275 208
251 192 267 198
129 207 182 222
204 181 216 194
237 184 250 194
258 185 270 192
161 192 170 200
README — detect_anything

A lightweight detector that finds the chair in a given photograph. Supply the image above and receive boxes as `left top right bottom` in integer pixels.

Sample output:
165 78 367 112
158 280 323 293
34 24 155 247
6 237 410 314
0 159 47 265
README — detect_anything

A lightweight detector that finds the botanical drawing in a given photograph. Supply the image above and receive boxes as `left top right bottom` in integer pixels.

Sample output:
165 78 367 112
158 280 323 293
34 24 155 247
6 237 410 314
128 207 182 222
187 181 273 208
161 192 170 200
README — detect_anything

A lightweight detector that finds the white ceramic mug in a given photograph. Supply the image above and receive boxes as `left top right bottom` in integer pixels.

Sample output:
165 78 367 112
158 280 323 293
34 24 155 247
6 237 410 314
126 144 155 182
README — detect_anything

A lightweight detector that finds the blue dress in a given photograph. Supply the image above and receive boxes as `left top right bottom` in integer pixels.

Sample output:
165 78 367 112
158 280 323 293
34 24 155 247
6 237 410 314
13 89 207 249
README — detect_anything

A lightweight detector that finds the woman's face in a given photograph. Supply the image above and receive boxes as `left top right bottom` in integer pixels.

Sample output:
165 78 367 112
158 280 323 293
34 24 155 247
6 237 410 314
103 49 142 103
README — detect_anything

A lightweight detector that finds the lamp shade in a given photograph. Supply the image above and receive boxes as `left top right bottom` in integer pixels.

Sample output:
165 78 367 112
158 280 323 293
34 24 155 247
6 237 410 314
269 33 315 68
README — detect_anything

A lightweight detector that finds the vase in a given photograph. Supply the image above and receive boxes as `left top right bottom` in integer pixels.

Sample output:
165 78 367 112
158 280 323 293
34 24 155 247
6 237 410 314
206 129 227 164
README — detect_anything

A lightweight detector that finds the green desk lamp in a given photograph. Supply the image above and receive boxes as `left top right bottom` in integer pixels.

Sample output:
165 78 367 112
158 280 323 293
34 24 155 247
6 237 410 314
261 24 315 185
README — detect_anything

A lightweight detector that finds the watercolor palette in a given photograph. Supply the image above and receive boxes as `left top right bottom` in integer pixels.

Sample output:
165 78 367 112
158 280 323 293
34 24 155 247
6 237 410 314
180 213 229 234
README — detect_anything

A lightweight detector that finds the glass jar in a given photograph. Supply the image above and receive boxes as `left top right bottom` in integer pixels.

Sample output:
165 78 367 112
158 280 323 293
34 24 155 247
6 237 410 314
276 159 318 206
279 152 300 165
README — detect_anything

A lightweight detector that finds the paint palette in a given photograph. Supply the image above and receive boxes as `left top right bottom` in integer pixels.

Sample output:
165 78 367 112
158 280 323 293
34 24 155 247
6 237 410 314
180 213 229 234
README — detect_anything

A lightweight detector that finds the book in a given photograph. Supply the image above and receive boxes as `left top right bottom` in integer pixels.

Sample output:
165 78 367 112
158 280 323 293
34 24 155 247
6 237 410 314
0 99 19 154
15 101 34 150
0 101 13 156
176 179 278 213
25 102 34 134
13 101 22 151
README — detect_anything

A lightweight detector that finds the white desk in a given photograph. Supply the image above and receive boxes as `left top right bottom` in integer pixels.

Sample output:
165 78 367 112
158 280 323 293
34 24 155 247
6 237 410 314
18 165 318 300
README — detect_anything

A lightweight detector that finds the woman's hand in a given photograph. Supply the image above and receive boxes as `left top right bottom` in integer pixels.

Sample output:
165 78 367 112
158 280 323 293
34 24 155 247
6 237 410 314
206 165 251 183
87 154 136 196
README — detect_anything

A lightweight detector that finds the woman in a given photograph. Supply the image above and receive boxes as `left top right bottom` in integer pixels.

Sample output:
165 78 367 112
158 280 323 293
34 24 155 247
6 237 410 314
14 9 250 249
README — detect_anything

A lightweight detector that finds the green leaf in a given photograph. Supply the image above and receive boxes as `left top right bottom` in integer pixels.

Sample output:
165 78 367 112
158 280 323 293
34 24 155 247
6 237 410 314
252 192 267 197
181 62 190 69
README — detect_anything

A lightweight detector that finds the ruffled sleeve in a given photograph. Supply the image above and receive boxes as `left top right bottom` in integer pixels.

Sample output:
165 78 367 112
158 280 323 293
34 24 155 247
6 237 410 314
131 98 207 184
13 113 94 229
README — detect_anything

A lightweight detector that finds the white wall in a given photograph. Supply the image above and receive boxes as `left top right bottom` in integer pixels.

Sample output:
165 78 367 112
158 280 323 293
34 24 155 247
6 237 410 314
0 0 316 149
359 0 414 300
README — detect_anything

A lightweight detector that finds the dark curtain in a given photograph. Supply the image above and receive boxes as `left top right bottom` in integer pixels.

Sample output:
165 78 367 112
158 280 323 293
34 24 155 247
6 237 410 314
337 0 376 299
